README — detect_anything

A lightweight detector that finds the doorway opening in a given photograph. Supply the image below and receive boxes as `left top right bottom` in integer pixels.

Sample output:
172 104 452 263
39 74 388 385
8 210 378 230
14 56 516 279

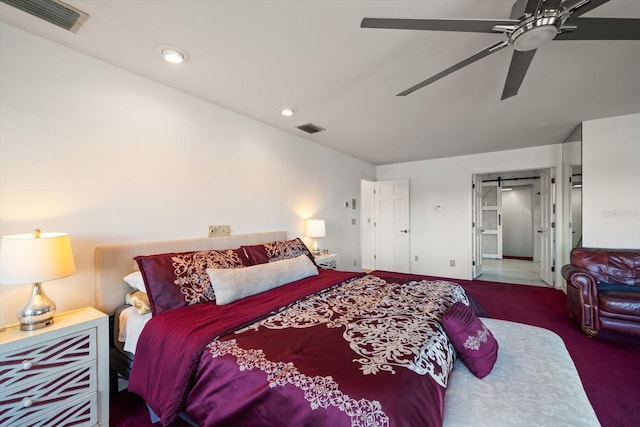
569 165 582 249
472 168 556 287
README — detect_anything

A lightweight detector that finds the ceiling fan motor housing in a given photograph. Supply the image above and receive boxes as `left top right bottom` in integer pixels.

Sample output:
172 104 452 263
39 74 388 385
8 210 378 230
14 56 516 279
511 14 562 51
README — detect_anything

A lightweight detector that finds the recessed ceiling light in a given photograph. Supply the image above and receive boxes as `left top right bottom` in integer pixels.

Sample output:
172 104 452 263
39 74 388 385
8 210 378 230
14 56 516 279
163 49 184 63
280 107 296 117
157 45 189 64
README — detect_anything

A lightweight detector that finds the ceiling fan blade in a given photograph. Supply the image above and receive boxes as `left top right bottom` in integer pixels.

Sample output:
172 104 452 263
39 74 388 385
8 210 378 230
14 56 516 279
512 0 559 19
501 49 537 100
361 18 517 33
555 18 640 40
398 41 509 96
544 0 563 10
524 0 543 15
562 0 610 19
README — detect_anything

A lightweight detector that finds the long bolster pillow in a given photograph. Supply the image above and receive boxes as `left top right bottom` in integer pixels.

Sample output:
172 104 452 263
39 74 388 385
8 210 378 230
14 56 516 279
207 254 319 305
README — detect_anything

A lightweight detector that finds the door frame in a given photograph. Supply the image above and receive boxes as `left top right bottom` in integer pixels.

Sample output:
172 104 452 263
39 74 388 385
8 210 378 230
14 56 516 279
471 167 556 285
360 178 375 271
538 168 556 286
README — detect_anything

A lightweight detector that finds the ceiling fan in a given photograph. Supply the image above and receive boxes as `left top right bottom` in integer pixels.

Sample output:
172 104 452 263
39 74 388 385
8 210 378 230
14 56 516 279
361 0 640 100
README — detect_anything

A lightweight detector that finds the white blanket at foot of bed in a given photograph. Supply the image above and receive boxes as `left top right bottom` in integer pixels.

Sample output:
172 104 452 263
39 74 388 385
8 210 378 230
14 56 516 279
443 318 600 427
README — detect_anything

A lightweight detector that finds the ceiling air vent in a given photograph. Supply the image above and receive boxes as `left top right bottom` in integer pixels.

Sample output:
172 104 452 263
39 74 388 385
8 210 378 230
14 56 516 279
296 123 326 134
1 0 89 33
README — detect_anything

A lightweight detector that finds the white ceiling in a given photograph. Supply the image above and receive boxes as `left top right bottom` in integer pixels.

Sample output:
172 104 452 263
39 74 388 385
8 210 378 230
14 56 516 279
1 0 639 165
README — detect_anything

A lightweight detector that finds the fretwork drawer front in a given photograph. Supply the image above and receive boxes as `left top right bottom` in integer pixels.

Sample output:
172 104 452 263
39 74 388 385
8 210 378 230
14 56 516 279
314 253 338 270
0 328 97 391
0 361 97 426
3 391 98 427
0 308 109 426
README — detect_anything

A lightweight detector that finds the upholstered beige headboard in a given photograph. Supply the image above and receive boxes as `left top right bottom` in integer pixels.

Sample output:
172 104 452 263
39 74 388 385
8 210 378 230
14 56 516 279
94 231 288 315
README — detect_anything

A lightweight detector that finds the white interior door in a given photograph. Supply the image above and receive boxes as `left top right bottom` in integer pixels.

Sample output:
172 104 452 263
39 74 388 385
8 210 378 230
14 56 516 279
472 176 484 278
481 182 502 259
374 179 410 273
538 169 556 286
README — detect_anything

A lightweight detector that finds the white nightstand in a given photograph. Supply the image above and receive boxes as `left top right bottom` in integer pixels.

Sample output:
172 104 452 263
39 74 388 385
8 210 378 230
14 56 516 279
0 307 109 426
314 253 338 269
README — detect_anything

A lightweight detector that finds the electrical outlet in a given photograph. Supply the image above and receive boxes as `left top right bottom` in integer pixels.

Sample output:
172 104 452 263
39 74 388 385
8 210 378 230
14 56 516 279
449 259 456 267
208 225 231 237
415 255 419 261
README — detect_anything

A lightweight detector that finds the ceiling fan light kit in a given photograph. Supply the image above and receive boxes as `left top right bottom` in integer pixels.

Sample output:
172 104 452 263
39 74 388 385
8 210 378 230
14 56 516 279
362 0 640 99
510 16 561 51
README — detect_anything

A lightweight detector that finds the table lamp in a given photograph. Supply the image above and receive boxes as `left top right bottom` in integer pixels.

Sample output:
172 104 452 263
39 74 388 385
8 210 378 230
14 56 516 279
306 219 326 256
0 229 76 331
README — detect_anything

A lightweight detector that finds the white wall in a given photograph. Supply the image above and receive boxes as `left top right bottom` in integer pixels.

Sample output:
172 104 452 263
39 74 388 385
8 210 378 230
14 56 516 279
0 24 375 326
582 113 640 248
376 144 567 284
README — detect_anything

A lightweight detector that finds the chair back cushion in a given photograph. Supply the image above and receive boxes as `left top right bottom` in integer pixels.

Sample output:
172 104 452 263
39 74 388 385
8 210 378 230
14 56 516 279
570 248 640 287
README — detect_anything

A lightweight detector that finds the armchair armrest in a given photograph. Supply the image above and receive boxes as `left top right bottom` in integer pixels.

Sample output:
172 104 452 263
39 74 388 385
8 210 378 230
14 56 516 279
561 265 600 333
562 265 599 297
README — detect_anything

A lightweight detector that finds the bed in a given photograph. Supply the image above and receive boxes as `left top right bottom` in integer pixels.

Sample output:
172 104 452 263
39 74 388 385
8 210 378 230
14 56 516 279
95 232 600 427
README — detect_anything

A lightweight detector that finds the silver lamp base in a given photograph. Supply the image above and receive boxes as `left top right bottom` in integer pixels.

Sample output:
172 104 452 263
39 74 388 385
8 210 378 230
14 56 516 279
18 282 56 331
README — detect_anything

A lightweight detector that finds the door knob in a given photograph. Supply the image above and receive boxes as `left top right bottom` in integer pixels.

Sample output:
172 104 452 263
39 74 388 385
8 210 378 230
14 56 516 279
400 230 409 233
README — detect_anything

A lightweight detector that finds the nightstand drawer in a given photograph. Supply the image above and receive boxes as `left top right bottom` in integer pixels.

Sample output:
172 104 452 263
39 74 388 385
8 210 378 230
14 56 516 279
3 391 98 427
314 253 338 269
0 328 97 391
0 361 97 425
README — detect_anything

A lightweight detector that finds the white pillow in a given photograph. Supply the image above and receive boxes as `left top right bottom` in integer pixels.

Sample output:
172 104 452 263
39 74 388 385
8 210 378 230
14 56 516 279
207 254 319 305
123 271 146 293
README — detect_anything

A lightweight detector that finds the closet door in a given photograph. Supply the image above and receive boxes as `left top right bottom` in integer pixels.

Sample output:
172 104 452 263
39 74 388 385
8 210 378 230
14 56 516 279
374 179 410 273
539 169 555 285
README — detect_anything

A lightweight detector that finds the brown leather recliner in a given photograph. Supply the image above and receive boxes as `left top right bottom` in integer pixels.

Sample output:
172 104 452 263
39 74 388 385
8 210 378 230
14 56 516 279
561 248 640 337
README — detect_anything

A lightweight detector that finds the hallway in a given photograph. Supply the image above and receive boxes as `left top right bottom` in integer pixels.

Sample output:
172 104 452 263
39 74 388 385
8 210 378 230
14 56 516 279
478 258 550 287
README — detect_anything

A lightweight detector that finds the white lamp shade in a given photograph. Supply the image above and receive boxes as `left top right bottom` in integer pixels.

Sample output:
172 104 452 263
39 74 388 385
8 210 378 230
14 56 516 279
306 219 326 238
0 232 76 285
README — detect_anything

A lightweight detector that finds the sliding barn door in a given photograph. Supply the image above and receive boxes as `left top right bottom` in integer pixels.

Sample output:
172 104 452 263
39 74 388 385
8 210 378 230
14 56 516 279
481 182 502 259
472 176 484 278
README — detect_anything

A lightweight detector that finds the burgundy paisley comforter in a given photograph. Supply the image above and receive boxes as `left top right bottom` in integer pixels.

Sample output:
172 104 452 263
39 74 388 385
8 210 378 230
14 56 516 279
129 270 471 426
